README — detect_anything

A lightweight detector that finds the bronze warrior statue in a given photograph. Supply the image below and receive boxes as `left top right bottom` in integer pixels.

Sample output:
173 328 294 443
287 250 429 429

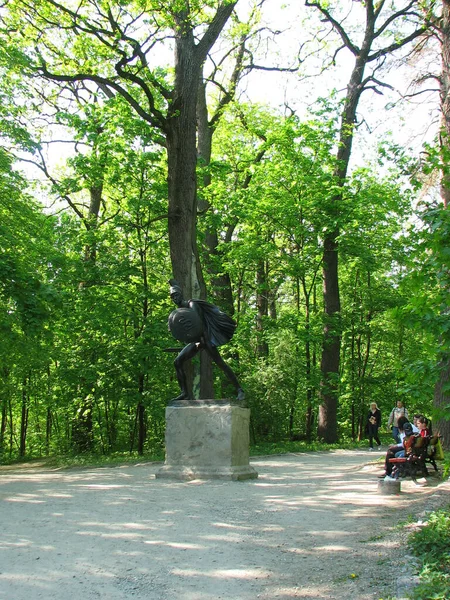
167 279 245 402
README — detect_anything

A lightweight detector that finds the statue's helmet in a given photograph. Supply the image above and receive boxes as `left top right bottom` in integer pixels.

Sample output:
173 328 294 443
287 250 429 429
169 279 182 297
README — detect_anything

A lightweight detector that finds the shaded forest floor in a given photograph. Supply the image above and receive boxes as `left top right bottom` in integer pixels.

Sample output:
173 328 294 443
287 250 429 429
0 450 449 600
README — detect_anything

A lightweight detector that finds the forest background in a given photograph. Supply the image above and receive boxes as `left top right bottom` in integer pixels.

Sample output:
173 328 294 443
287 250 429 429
1 0 450 462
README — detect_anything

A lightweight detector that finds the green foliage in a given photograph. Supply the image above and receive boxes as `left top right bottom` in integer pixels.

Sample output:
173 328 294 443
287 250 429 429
0 153 57 339
199 103 431 444
0 1 445 459
0 92 173 459
408 507 450 600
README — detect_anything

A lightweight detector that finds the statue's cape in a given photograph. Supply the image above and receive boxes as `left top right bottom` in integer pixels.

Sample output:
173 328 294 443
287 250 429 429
192 300 236 346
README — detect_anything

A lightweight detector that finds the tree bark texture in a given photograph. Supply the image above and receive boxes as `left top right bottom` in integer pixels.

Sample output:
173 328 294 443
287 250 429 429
256 259 270 358
166 33 199 298
167 3 237 297
433 357 450 450
441 0 450 209
434 0 450 447
19 378 28 457
166 5 237 398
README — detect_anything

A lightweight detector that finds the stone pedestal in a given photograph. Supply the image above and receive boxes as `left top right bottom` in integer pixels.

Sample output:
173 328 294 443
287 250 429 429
156 401 258 481
377 479 401 495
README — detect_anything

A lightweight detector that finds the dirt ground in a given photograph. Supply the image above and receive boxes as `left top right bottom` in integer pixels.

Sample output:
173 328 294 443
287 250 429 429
0 449 449 600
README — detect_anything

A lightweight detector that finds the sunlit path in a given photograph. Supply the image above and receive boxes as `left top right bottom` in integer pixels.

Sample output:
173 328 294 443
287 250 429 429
0 451 446 600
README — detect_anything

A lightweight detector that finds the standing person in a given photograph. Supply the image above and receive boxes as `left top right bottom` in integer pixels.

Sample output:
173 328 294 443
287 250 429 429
387 400 409 443
366 402 382 451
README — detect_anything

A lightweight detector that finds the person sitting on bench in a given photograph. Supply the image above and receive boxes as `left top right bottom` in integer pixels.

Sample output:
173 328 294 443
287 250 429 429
379 418 414 478
417 416 431 437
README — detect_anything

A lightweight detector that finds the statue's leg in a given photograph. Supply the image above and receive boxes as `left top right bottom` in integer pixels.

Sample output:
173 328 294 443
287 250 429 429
172 343 200 401
205 343 245 401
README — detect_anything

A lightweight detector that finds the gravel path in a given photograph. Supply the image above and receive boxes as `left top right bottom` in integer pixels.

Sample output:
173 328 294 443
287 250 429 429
0 450 448 600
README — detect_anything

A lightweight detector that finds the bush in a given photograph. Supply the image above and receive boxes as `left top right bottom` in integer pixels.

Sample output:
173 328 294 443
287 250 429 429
408 507 450 600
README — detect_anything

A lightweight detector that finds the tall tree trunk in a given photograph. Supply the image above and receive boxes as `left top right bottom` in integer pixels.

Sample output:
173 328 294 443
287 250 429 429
306 1 427 442
441 0 450 209
256 259 269 358
166 97 198 298
196 75 235 315
0 367 8 456
318 230 341 442
46 408 52 456
0 398 7 457
195 34 250 397
19 377 29 458
434 0 450 448
137 374 146 455
317 51 368 442
196 76 218 398
433 357 450 447
166 5 237 398
167 3 238 296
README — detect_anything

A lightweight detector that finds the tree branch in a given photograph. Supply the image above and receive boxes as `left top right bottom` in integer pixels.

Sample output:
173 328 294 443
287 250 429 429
360 75 394 94
369 26 429 62
113 50 168 126
105 7 172 102
195 1 238 63
37 58 167 141
17 0 170 136
305 1 359 56
373 0 387 20
208 34 247 131
402 86 441 99
374 1 419 39
20 150 87 224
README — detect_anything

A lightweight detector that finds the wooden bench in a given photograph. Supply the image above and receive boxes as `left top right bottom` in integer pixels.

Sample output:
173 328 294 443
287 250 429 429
388 435 439 482
424 434 441 473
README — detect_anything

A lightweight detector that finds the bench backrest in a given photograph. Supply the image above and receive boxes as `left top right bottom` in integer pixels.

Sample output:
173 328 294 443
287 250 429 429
405 434 430 458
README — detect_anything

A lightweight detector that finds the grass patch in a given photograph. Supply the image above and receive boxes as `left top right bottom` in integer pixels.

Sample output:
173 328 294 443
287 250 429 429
0 450 165 471
46 450 165 469
249 438 370 456
395 514 417 529
407 506 450 600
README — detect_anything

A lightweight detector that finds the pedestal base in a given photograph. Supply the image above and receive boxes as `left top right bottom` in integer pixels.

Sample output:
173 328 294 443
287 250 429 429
156 401 258 481
377 479 401 494
156 465 257 481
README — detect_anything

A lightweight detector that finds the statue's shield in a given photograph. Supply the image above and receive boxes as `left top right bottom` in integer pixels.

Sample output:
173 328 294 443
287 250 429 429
168 307 203 343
